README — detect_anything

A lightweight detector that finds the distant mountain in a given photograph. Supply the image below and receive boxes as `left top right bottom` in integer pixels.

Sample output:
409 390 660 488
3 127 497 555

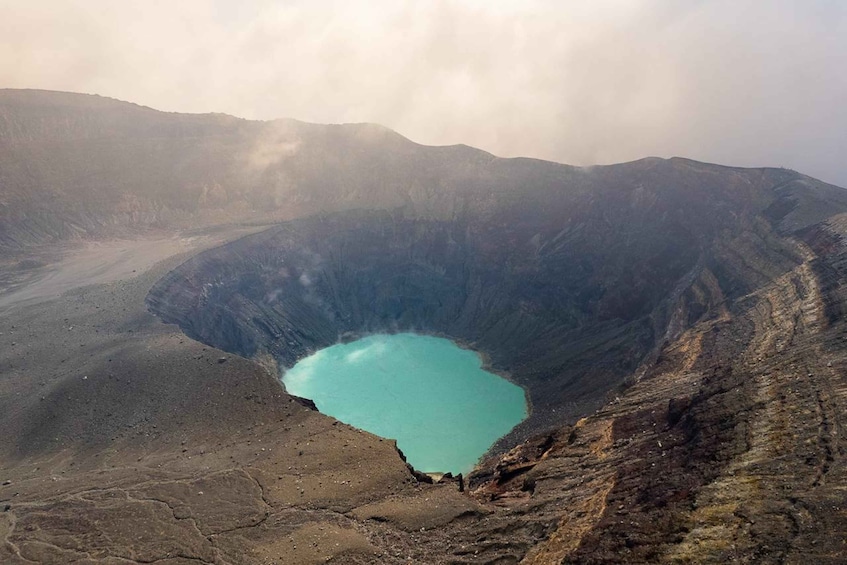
3 89 846 251
0 89 486 248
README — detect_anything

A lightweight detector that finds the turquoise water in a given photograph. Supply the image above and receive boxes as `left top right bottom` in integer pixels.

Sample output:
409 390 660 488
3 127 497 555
281 333 527 475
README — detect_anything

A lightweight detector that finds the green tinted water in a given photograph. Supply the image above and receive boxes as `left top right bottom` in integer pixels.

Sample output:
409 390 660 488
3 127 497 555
281 333 527 475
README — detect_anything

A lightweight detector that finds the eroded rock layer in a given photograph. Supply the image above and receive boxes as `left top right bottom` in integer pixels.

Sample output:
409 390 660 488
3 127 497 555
458 217 847 563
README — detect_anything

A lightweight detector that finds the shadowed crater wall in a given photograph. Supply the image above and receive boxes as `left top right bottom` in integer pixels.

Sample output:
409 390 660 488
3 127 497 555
146 158 844 449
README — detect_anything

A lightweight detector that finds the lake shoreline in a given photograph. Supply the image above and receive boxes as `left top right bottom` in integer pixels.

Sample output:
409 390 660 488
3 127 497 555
280 332 529 475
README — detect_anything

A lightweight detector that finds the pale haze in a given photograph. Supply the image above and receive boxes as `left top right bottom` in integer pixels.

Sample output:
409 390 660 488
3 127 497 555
2 0 845 185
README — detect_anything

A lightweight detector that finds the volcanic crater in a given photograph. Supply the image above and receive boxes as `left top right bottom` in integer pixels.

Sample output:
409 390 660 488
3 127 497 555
5 90 847 563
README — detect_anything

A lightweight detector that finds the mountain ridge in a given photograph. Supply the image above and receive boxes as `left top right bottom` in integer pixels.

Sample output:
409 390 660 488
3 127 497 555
3 88 843 252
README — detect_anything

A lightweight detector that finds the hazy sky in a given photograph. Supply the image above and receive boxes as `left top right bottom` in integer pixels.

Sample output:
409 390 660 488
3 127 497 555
2 0 846 185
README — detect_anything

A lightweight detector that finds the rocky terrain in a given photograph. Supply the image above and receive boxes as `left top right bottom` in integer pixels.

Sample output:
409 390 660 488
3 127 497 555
3 89 847 563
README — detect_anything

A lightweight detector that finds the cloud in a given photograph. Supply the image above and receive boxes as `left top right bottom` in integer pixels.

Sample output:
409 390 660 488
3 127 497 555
281 350 325 392
244 121 302 174
344 339 388 364
1 0 845 185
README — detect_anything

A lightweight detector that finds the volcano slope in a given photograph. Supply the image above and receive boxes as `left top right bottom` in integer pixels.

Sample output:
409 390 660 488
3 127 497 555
4 90 847 563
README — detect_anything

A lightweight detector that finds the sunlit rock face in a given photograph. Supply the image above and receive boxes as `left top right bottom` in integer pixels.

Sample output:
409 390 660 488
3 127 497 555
147 156 847 450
